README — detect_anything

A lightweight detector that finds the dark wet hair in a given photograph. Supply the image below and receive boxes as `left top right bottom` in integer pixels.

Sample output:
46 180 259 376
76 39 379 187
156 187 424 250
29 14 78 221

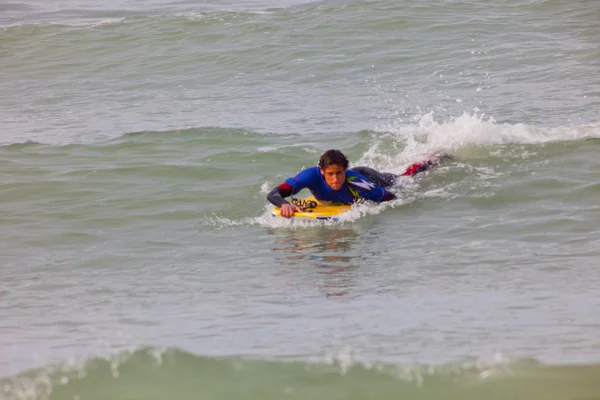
318 149 349 169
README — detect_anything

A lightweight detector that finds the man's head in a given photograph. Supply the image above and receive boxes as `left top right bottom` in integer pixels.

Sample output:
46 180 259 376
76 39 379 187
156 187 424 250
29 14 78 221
318 149 349 190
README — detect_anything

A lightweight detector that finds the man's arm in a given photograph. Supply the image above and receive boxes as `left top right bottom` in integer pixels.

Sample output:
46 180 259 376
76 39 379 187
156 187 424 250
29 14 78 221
348 175 397 203
267 183 302 218
267 168 318 217
267 168 317 206
267 182 294 207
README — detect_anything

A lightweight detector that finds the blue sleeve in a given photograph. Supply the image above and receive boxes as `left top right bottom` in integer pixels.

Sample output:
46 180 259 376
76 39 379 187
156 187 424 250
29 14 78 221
284 167 319 195
358 184 388 202
347 173 392 202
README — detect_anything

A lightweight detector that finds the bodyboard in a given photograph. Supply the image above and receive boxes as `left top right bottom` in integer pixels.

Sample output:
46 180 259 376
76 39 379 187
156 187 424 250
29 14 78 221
271 196 351 220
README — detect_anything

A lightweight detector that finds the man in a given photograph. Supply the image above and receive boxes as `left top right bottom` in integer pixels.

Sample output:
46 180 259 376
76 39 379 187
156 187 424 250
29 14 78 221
267 149 447 218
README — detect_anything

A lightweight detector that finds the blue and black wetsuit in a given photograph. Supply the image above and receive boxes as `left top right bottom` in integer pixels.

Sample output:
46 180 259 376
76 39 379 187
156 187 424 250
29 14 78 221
267 166 397 207
267 157 443 207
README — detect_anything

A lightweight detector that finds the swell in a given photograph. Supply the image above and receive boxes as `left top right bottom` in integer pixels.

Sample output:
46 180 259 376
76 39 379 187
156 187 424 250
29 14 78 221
2 346 600 400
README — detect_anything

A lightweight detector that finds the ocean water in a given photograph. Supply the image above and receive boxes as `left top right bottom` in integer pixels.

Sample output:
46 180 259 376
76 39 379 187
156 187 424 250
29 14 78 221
2 1 600 399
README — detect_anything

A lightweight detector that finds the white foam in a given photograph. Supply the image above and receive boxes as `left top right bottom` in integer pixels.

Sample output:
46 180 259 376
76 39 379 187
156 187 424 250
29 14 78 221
176 10 275 21
310 345 514 385
90 18 127 27
358 111 600 173
259 181 272 194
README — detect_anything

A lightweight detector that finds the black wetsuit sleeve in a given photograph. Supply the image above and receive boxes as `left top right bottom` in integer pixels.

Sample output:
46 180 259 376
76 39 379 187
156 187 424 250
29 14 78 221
267 185 294 207
351 166 398 188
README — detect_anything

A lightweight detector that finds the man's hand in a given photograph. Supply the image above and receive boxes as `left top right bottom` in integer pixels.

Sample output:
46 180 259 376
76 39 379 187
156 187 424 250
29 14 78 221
280 203 302 218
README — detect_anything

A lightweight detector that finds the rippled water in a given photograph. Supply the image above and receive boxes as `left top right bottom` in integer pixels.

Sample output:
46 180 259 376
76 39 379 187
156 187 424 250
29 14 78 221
2 1 600 399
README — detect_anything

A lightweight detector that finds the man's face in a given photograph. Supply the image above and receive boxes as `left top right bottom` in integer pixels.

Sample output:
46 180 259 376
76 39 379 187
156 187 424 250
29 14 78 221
319 164 346 190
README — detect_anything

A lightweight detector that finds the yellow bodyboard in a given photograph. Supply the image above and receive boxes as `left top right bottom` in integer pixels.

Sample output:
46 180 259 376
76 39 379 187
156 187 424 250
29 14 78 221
271 196 351 220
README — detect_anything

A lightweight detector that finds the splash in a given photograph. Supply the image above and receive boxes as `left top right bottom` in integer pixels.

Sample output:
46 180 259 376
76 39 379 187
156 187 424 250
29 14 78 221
205 200 409 229
363 110 600 172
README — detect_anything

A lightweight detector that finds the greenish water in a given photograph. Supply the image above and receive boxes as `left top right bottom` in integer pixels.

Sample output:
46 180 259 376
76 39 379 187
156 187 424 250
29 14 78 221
2 1 600 399
4 348 600 400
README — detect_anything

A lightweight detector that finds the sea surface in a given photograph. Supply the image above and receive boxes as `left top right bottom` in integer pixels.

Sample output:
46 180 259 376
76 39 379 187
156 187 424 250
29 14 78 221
2 1 600 399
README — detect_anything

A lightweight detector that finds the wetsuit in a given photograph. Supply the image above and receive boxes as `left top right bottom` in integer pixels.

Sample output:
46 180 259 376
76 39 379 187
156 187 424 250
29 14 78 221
354 157 442 186
267 158 440 207
351 166 398 187
267 167 395 207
